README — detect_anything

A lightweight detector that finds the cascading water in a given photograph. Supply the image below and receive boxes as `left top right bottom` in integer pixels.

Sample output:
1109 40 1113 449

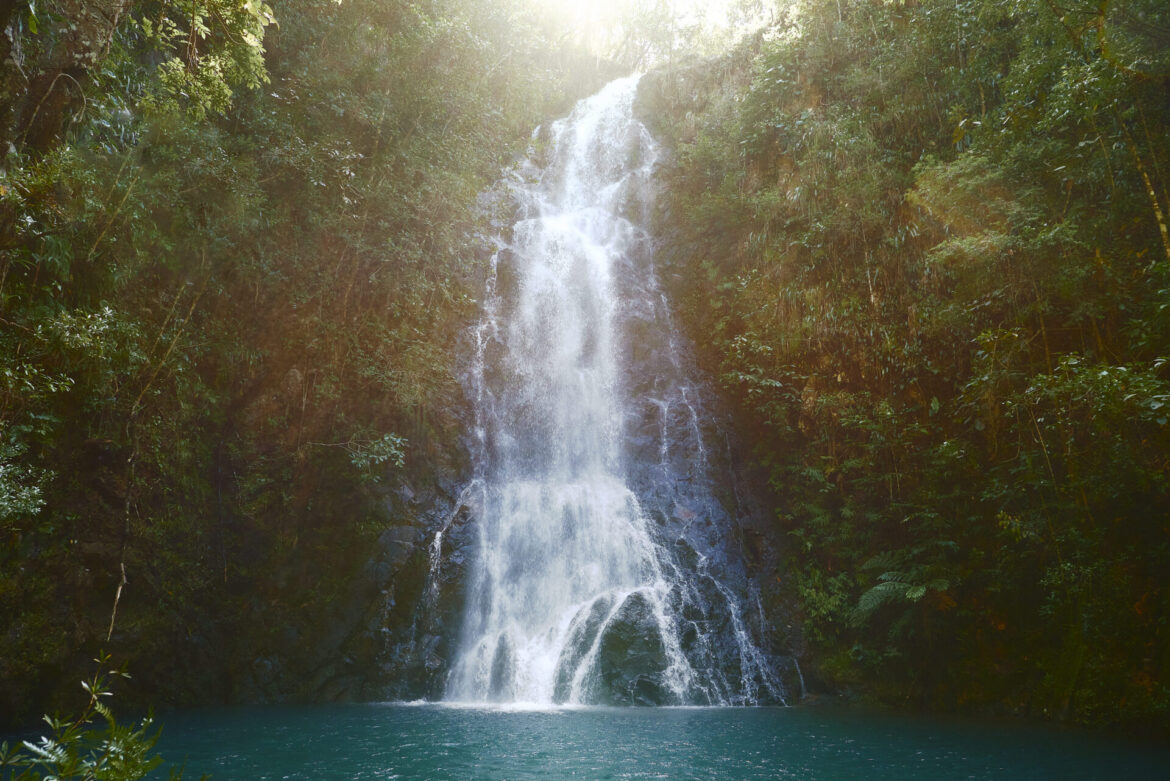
444 76 784 706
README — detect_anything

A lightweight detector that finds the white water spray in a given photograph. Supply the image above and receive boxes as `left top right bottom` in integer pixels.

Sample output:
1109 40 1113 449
445 77 782 706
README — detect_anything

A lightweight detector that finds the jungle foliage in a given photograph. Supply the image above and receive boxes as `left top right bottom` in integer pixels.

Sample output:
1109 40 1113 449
644 0 1170 728
4 0 1168 742
0 0 606 728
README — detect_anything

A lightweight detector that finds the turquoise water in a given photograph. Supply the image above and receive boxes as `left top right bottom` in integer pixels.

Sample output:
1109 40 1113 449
149 703 1170 780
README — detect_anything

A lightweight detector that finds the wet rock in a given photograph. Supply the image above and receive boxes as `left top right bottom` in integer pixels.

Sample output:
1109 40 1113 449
398 483 417 504
281 625 301 647
251 656 278 687
375 526 419 568
422 634 445 672
553 595 616 702
596 592 670 705
488 634 516 701
319 673 360 703
378 525 420 549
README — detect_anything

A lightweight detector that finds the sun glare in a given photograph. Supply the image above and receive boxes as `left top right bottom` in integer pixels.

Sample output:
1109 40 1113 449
533 0 737 26
530 0 756 61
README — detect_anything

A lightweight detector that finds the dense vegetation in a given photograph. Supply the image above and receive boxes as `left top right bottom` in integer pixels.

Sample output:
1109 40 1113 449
0 0 610 730
643 0 1170 728
3 0 1167 751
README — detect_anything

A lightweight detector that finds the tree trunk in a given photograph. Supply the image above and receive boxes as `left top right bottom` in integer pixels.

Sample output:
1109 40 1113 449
0 1 135 155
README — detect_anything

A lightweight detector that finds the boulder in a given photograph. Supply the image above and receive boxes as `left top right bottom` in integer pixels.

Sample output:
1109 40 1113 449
595 591 671 706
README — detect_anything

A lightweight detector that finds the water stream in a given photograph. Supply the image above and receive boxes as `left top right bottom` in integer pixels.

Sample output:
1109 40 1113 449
442 76 780 706
149 703 1170 780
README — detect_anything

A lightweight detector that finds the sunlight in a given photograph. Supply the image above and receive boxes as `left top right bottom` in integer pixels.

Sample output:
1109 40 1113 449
529 0 758 62
533 0 716 27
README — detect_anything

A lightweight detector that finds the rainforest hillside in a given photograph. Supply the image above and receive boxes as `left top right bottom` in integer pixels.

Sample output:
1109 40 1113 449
640 0 1170 730
1 0 1168 737
0 0 618 727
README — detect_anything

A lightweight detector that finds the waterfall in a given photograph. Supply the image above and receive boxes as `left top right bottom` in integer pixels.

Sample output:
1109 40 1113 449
445 76 783 706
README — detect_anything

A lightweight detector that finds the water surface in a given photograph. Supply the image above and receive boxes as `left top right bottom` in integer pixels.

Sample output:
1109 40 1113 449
151 703 1169 780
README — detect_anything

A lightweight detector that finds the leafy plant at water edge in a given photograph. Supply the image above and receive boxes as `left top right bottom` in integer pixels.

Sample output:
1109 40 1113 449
0 655 186 780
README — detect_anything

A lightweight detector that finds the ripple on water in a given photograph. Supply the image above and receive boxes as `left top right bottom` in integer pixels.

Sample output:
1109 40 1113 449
148 703 1170 781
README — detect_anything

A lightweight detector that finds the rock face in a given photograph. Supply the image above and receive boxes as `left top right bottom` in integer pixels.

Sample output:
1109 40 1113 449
175 458 478 711
219 73 802 713
82 70 804 718
426 76 803 707
376 480 480 701
595 592 671 706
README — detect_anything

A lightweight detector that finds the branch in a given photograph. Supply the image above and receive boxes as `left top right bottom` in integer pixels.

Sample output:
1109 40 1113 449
105 562 127 642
